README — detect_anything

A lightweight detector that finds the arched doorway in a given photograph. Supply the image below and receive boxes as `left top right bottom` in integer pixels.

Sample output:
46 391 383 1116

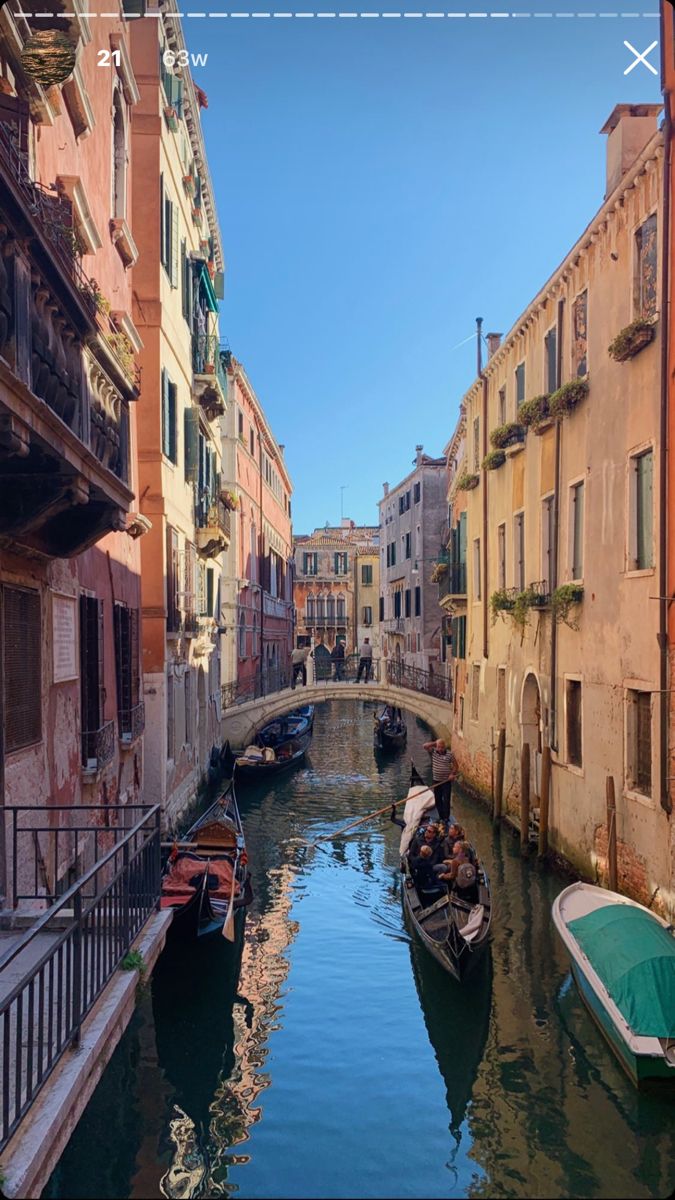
521 672 542 802
314 642 331 681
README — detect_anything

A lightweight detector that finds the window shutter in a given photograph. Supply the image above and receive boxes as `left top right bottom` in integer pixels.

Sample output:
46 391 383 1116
170 203 179 288
159 173 165 265
637 451 654 569
184 407 200 484
161 369 169 456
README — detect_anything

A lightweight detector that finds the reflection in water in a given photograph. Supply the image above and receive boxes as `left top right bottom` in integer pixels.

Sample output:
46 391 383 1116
45 701 675 1200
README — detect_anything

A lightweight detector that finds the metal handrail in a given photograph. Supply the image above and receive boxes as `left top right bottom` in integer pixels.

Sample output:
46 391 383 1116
386 659 452 702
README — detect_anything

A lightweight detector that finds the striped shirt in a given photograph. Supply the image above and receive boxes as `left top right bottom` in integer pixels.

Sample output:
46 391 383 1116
431 748 456 783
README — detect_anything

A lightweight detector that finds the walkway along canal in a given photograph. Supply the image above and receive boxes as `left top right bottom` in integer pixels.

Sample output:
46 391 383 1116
46 702 675 1199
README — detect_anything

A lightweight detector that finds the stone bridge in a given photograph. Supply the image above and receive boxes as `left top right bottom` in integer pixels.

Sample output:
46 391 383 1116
220 680 453 749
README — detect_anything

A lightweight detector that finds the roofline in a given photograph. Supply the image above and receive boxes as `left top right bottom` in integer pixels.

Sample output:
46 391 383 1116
230 357 293 493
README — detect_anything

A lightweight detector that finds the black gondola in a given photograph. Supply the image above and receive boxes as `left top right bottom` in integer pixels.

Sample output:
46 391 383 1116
399 764 492 982
234 731 311 779
256 706 314 749
374 705 407 750
161 776 252 941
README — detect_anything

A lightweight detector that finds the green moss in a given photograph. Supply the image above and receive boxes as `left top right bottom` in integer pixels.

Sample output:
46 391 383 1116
519 394 551 429
482 449 506 471
548 378 589 419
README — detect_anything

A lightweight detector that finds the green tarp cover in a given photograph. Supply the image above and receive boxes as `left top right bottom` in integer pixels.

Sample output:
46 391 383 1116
568 904 675 1038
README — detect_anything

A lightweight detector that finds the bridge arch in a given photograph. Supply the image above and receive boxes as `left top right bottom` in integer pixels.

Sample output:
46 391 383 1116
220 682 453 749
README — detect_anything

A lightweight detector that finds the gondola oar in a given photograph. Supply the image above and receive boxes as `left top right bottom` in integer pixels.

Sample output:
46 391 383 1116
222 849 241 941
307 795 412 847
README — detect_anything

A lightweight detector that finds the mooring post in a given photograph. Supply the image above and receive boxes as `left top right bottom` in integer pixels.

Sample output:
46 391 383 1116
606 775 618 892
538 745 551 858
493 728 505 824
520 742 530 854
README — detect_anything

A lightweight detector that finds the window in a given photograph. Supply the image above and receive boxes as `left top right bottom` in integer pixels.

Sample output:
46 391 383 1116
405 588 411 618
414 482 421 504
237 409 244 441
459 694 465 732
250 427 255 457
238 611 246 658
514 512 525 592
114 604 140 739
497 666 506 728
399 491 411 514
206 568 214 619
450 614 466 660
306 594 315 621
334 552 348 576
303 552 318 576
570 481 584 580
473 537 481 600
498 386 506 427
565 678 583 768
326 594 335 623
572 290 588 377
394 591 402 618
497 523 506 590
545 327 557 393
541 495 554 593
166 526 179 632
185 668 192 746
390 541 396 567
337 595 346 621
515 362 525 408
404 532 411 560
167 666 174 760
361 564 373 585
80 594 104 764
471 664 480 721
2 585 41 752
627 689 652 796
112 88 127 220
250 524 257 584
414 586 421 617
379 596 384 621
473 417 480 471
635 213 657 320
161 369 177 463
159 174 178 286
363 606 373 625
630 449 654 570
316 595 326 621
181 240 193 324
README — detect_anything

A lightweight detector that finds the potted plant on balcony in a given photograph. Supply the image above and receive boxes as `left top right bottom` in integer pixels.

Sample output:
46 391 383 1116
519 394 551 433
106 331 136 383
551 583 584 628
164 105 179 132
221 489 239 511
549 377 589 419
490 589 515 624
456 471 480 491
490 422 525 450
482 449 506 471
192 205 203 226
608 319 656 363
430 561 448 584
183 172 196 196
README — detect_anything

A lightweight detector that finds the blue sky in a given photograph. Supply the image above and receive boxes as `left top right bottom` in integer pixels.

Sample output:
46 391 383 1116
184 7 661 531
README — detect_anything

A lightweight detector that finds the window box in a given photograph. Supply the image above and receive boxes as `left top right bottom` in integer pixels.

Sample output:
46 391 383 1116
549 378 589 419
519 394 551 432
551 584 584 628
482 449 506 471
608 319 656 363
490 422 525 451
110 217 139 268
192 206 203 227
490 588 516 622
164 105 179 132
456 471 479 492
183 173 196 197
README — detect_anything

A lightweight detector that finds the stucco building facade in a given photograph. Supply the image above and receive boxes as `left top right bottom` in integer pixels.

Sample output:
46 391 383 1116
131 6 228 824
293 522 379 670
445 104 672 913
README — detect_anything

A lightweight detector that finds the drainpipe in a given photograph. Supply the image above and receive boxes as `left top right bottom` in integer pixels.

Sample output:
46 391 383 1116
659 76 672 815
478 318 489 661
550 297 564 753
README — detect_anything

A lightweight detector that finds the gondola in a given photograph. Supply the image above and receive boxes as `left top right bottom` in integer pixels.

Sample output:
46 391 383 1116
256 705 314 749
234 730 311 779
161 775 252 941
399 764 492 982
374 705 407 750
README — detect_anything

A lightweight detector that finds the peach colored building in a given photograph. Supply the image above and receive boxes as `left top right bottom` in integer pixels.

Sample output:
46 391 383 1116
293 523 380 667
220 355 293 698
131 5 228 825
0 9 145 899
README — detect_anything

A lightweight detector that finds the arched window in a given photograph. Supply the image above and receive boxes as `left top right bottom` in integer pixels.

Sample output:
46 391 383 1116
316 593 326 622
336 593 346 621
112 87 127 220
326 594 336 624
306 593 315 621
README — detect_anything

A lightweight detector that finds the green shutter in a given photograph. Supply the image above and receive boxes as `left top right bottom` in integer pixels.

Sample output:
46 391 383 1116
184 407 199 483
636 451 654 569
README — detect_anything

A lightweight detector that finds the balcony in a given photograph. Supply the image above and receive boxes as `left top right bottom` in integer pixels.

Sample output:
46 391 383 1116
192 335 227 420
81 720 116 773
383 618 406 633
439 562 467 604
195 496 231 559
0 102 135 557
119 701 146 745
305 613 349 629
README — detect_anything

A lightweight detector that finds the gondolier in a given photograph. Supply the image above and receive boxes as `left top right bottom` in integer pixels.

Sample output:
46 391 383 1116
423 738 458 822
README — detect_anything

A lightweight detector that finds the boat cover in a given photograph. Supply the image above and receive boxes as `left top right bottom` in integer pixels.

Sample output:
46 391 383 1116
568 903 675 1037
399 786 436 856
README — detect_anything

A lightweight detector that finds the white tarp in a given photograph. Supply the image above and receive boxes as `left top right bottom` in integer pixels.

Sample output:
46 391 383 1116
399 785 436 857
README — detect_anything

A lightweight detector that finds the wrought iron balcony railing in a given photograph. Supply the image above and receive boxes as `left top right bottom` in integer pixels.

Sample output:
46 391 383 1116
192 335 228 405
81 719 116 772
439 561 467 600
119 701 145 744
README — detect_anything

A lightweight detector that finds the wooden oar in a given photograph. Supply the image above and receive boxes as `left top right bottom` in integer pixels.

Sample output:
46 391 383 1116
308 796 410 847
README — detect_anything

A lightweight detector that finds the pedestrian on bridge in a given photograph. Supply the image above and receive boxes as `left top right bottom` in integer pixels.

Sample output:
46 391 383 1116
356 637 373 683
331 639 346 682
291 646 311 689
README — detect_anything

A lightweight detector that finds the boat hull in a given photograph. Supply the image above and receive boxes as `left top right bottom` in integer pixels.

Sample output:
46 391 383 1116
401 875 490 983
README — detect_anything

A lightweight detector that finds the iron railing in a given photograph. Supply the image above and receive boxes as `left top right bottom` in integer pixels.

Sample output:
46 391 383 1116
313 654 381 683
306 614 349 628
119 702 145 745
81 720 116 772
192 335 228 397
528 580 551 606
0 805 161 1151
383 618 406 633
439 561 467 600
222 665 291 708
386 659 452 702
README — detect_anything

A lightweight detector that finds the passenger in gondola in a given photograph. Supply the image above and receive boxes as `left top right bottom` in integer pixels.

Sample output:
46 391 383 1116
440 822 464 858
408 821 444 861
437 841 479 905
408 843 445 909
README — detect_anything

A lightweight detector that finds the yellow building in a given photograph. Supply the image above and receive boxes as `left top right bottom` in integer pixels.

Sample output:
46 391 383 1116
446 105 671 914
354 547 381 659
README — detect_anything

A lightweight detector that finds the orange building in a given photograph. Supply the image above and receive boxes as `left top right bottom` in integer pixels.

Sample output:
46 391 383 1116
0 9 144 898
662 1 675 892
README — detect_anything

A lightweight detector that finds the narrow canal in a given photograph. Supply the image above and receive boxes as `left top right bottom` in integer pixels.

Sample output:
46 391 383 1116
46 701 675 1199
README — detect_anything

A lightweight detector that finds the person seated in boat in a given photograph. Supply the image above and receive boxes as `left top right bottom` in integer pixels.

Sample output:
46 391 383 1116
408 821 443 862
440 822 464 858
408 843 445 909
437 841 479 904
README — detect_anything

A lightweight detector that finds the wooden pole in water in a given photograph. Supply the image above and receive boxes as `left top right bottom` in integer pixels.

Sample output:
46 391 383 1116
606 775 618 892
538 745 551 858
493 728 506 824
520 741 530 854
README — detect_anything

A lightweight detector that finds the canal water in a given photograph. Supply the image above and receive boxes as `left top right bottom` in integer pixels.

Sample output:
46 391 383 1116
46 701 675 1199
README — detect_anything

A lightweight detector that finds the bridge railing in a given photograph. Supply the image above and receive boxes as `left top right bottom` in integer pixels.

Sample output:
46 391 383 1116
221 665 291 708
313 654 380 683
386 660 452 702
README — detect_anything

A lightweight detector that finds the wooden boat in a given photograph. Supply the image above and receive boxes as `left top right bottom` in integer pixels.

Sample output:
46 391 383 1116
374 706 407 750
552 882 675 1086
161 779 252 941
400 764 491 982
234 731 311 779
257 706 314 749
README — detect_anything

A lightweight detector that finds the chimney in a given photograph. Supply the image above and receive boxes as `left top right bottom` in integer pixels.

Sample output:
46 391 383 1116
341 518 352 528
486 332 502 358
278 443 285 456
415 444 424 466
383 482 389 497
600 104 661 199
